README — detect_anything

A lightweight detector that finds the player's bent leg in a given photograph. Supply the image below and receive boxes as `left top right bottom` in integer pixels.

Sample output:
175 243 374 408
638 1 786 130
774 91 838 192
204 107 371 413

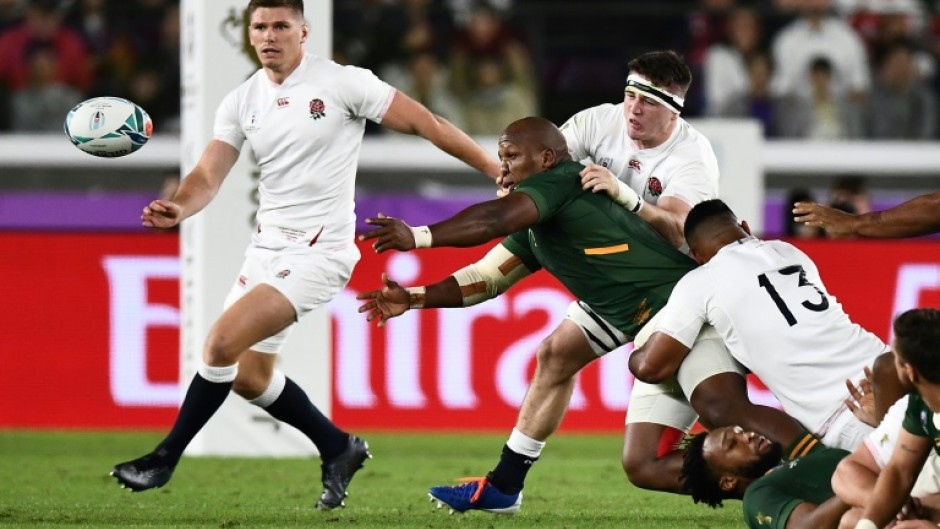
622 375 699 493
832 445 880 507
429 318 601 514
622 422 689 493
111 285 297 492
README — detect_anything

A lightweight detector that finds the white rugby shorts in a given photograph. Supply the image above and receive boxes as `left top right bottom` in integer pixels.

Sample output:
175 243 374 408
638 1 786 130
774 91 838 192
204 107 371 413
566 301 744 431
626 309 745 431
223 227 360 353
864 395 940 498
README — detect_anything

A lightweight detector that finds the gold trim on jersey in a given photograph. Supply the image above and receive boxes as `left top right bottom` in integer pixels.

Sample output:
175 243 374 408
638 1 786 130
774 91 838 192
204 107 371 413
583 244 629 255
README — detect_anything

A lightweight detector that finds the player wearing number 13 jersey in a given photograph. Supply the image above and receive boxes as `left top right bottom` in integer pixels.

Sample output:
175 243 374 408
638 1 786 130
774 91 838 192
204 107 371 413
630 199 889 450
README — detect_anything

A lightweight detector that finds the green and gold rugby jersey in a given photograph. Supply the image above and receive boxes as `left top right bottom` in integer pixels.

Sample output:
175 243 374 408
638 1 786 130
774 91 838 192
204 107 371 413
902 393 940 456
742 446 849 529
502 160 696 336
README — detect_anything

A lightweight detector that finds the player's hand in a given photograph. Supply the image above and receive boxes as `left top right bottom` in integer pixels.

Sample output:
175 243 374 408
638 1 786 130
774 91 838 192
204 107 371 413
142 199 183 229
579 163 619 198
792 201 858 238
356 273 410 326
893 519 934 528
845 366 877 427
359 213 416 253
896 496 925 522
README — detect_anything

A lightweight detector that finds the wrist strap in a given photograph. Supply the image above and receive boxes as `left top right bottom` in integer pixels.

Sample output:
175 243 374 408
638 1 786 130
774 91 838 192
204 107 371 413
411 225 433 248
405 286 426 309
614 179 643 213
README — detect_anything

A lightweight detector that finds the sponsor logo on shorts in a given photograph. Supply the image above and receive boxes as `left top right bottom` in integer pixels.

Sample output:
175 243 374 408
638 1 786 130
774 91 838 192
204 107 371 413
276 269 291 279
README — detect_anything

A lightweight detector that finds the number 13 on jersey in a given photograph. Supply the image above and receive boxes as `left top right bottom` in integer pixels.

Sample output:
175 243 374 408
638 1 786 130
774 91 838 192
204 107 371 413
757 265 830 326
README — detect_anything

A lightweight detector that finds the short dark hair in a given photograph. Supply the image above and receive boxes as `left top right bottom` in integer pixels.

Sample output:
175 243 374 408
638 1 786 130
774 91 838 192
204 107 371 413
683 199 736 244
680 433 728 509
628 50 693 95
894 308 940 383
247 0 304 17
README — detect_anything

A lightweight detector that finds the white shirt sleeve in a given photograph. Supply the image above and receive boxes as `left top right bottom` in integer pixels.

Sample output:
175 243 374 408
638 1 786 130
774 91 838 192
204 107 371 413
213 90 245 151
559 107 596 162
654 273 710 348
333 64 396 123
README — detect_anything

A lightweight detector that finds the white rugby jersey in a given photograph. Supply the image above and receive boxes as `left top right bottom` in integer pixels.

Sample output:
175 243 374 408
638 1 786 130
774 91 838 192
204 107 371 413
214 54 395 246
559 103 719 207
655 237 888 435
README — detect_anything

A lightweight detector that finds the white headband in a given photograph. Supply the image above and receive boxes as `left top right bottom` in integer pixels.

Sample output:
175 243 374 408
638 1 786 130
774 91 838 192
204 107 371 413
625 74 685 114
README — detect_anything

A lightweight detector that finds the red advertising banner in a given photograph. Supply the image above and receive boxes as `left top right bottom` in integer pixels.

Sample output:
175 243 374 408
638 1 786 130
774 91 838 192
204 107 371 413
0 233 937 431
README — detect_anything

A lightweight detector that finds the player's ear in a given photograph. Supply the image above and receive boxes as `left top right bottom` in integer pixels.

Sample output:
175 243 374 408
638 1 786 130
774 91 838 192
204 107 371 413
300 23 309 44
540 148 555 169
741 220 751 235
718 474 737 492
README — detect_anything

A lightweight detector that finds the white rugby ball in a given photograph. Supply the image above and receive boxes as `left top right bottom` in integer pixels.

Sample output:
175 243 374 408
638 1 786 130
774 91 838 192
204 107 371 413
64 97 153 158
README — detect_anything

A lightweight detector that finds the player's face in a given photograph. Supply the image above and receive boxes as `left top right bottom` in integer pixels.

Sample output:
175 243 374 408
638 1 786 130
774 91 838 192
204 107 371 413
623 85 678 149
703 426 782 479
497 138 543 191
249 7 308 74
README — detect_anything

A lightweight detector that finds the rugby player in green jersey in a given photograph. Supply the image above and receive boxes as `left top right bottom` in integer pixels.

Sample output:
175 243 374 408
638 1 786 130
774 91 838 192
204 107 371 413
681 425 850 529
358 116 808 513
851 308 940 529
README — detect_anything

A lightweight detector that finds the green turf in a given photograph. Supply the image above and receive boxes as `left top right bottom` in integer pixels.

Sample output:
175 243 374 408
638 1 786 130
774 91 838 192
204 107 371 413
0 431 742 528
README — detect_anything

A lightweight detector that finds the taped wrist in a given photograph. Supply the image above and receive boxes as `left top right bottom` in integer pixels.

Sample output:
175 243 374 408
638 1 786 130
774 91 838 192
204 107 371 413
853 520 878 529
615 179 644 213
405 286 426 309
411 225 433 248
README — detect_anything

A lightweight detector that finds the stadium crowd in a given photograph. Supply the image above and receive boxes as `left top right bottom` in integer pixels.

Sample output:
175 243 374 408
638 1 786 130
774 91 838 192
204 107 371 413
2 0 940 140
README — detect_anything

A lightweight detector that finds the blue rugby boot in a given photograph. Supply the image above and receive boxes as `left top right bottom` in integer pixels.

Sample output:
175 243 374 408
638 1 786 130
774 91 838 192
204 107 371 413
428 477 522 514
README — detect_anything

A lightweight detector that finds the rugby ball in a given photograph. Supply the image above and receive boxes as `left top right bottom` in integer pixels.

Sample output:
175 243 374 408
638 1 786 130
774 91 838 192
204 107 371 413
64 97 153 158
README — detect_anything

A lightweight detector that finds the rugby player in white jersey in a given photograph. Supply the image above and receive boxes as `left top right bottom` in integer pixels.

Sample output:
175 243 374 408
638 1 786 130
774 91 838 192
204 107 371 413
110 0 499 509
630 199 889 451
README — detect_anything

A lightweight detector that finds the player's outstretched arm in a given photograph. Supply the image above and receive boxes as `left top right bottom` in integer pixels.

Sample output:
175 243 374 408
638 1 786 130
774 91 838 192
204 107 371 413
380 90 501 180
359 192 539 252
856 431 930 528
142 140 239 229
357 273 464 327
794 191 940 238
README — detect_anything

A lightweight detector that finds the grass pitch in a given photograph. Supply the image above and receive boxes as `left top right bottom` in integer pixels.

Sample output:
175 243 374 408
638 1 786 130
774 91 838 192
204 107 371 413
0 430 741 528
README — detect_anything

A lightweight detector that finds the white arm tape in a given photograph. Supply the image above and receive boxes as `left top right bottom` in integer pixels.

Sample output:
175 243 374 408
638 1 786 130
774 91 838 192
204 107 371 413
452 244 532 306
853 520 878 529
615 179 644 213
411 225 433 248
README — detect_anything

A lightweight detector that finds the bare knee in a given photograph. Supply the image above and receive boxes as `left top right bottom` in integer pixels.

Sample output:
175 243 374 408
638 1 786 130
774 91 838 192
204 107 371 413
203 329 244 366
534 337 591 384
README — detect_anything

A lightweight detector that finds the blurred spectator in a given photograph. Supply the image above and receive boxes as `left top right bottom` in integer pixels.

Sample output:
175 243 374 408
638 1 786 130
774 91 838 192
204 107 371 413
0 0 92 93
461 56 536 135
382 49 465 130
11 41 82 131
776 56 863 139
126 3 180 132
702 6 767 116
865 41 936 139
770 0 870 105
450 3 535 103
0 0 23 31
829 174 870 214
346 0 454 75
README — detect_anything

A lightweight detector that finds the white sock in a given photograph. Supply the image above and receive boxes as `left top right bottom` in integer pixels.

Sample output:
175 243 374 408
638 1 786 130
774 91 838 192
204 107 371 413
506 427 546 459
248 370 287 408
197 362 238 383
